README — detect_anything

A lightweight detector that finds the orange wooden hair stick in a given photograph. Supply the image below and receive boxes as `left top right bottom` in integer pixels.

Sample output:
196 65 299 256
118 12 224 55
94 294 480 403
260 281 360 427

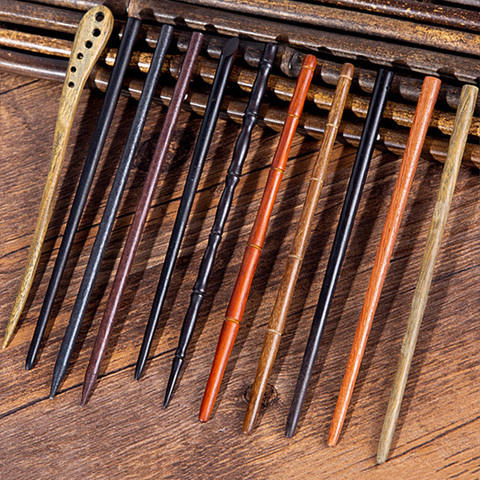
328 75 441 446
199 54 317 422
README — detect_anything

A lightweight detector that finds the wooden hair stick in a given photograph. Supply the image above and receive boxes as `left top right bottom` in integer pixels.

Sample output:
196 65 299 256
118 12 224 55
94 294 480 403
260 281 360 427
134 37 239 380
2 6 113 349
49 25 174 397
377 84 478 464
199 54 317 423
80 32 204 405
243 62 354 435
328 75 441 447
285 68 394 438
25 15 142 370
163 43 277 409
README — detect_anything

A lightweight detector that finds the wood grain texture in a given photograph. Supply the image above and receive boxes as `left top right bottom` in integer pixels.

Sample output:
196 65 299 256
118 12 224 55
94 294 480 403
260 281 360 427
328 75 441 447
376 84 479 465
2 5 113 348
243 62 354 435
0 73 479 480
199 55 317 422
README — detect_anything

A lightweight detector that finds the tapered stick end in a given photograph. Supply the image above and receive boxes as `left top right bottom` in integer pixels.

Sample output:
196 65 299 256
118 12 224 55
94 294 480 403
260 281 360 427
164 356 184 409
327 428 340 447
284 423 296 438
81 371 97 406
50 373 62 399
2 333 11 349
376 450 388 465
242 418 254 435
25 357 34 371
199 393 214 422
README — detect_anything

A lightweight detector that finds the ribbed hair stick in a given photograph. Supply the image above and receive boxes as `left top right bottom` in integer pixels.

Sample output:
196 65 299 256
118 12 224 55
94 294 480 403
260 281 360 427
199 54 317 423
2 6 114 349
81 32 204 405
243 62 355 435
328 75 441 446
285 68 394 438
163 43 278 409
26 15 142 370
49 25 174 398
134 37 239 380
377 84 478 464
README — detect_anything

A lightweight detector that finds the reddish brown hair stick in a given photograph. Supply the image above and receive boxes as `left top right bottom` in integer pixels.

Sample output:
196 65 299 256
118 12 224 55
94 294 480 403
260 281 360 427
328 75 441 446
199 54 317 423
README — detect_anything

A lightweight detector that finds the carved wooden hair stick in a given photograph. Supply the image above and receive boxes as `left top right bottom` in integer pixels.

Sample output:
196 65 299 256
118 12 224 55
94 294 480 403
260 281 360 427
285 68 394 438
2 6 113 349
163 43 277 409
377 84 479 464
243 62 354 435
25 15 142 370
134 37 239 380
328 75 441 447
49 24 174 397
199 54 317 423
80 31 204 405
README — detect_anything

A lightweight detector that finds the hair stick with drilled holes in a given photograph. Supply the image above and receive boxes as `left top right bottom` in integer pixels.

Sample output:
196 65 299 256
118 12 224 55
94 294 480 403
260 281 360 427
285 68 394 438
328 75 441 447
377 84 478 464
81 32 204 405
163 42 277 409
134 37 239 380
2 6 113 349
49 25 174 398
199 54 317 423
243 62 354 435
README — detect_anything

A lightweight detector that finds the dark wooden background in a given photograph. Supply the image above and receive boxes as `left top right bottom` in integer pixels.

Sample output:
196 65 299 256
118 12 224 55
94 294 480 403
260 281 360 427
1 69 479 479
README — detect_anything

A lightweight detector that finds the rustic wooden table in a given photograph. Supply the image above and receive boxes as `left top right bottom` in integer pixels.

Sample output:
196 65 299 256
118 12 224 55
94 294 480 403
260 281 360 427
1 70 479 479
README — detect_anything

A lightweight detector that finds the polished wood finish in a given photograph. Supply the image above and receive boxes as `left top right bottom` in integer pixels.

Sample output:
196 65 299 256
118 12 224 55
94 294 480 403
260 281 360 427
244 62 354 435
377 84 479 465
81 31 204 405
2 68 480 479
328 75 441 447
199 55 317 423
2 5 113 349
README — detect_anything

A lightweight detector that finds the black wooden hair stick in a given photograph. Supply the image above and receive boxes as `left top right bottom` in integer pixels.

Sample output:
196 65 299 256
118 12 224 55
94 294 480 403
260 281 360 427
135 37 239 380
285 68 394 437
26 16 142 370
49 24 174 398
163 42 277 408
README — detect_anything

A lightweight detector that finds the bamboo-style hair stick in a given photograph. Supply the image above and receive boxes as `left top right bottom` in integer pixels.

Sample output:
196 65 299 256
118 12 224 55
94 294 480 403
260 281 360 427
285 68 394 438
243 62 354 435
199 54 317 423
80 31 204 405
2 6 113 349
164 43 277 409
377 84 479 464
49 24 174 397
328 75 442 447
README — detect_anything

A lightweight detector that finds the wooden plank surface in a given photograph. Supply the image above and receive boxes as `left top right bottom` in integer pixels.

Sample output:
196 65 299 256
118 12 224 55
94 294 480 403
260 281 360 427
1 71 479 479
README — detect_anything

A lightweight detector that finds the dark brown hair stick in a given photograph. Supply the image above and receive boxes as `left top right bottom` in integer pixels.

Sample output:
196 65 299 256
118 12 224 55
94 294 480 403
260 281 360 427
328 75 441 447
134 37 239 380
80 32 204 405
285 68 394 438
2 5 114 349
163 42 277 409
49 25 174 397
199 54 317 423
243 62 354 435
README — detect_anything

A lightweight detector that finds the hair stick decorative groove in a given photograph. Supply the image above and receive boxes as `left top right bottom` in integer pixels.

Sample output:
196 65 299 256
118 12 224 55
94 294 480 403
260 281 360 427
163 42 277 409
377 84 479 464
2 5 114 349
25 15 142 371
285 68 394 438
243 62 354 435
328 75 441 447
134 37 239 381
80 31 204 405
199 54 317 423
49 24 174 397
